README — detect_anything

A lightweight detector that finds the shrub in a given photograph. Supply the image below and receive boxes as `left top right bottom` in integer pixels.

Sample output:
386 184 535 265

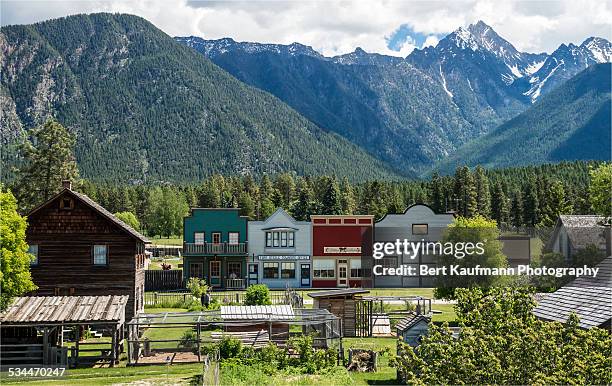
187 277 209 299
178 329 198 353
244 284 272 305
219 336 242 359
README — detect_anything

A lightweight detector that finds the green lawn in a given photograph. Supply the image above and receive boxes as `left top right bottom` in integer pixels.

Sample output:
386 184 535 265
298 288 435 300
148 257 182 270
431 303 457 323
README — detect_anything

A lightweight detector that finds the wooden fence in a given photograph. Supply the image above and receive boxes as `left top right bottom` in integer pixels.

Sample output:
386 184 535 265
144 290 303 308
145 270 183 291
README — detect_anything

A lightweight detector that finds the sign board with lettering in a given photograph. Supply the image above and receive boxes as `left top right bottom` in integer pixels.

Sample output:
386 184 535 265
258 255 310 261
323 247 361 254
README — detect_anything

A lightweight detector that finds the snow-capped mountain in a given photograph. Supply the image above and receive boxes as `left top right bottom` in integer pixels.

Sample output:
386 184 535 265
523 37 612 101
176 36 324 60
331 47 403 66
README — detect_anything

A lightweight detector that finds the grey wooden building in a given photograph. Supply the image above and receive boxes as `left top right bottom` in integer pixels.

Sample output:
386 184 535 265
373 204 455 288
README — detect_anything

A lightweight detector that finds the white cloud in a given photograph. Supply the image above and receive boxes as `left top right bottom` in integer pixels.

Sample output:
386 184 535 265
1 0 610 56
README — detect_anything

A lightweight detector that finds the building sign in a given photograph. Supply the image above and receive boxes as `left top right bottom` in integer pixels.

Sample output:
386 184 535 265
323 247 361 254
258 255 310 261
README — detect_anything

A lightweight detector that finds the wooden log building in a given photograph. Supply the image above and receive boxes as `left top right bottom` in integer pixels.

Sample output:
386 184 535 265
26 181 149 321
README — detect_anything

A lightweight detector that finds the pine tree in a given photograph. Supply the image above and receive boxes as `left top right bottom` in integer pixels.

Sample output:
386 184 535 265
523 181 540 227
274 173 296 209
491 182 509 225
321 176 342 215
453 166 477 217
238 191 256 219
340 176 356 214
387 185 405 214
12 119 79 211
292 178 316 221
429 171 445 213
540 180 572 226
510 191 523 228
474 166 491 218
199 179 221 208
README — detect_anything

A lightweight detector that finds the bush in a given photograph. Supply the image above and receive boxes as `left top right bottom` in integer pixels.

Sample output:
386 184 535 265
244 284 272 305
219 336 242 359
187 277 208 299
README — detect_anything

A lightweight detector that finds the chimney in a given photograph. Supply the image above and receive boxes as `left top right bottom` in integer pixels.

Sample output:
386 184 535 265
62 180 72 190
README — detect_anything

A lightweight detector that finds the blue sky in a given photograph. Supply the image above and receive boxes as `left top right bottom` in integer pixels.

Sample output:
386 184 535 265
1 1 610 57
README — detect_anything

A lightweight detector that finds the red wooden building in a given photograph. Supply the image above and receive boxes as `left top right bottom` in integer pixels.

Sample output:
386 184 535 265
310 215 374 288
25 181 149 321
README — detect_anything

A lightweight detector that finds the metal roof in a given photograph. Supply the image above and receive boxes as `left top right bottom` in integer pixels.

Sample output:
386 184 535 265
0 296 128 325
533 256 612 329
395 312 430 332
308 289 370 298
220 305 294 320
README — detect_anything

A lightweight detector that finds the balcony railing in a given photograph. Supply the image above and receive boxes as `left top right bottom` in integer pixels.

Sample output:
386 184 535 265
183 242 247 255
225 278 246 289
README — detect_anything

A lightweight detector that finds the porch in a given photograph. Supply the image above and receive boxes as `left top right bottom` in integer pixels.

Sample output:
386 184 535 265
183 242 247 255
183 256 247 289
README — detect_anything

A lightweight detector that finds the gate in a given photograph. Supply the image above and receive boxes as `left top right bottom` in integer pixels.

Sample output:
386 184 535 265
355 299 373 337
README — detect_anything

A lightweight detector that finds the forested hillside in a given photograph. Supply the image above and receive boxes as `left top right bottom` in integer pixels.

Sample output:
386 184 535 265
0 13 396 183
438 64 611 171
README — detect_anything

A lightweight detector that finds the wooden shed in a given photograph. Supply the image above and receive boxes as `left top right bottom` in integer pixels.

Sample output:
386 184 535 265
0 295 128 367
220 305 293 341
395 312 430 346
308 289 370 337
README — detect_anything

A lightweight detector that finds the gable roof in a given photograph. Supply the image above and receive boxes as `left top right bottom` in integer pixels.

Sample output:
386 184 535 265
308 288 370 298
553 215 609 251
395 312 430 332
28 188 149 243
532 256 612 329
253 207 309 228
375 203 455 226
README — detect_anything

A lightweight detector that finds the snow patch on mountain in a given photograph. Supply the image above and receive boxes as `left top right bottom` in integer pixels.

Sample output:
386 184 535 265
439 64 453 97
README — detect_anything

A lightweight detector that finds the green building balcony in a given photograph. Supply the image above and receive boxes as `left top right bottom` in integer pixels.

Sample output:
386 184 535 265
183 242 248 255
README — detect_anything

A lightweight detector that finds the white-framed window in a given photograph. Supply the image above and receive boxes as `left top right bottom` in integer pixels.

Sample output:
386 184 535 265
227 261 241 277
281 262 295 279
212 232 221 244
228 232 239 245
263 262 279 279
93 245 108 265
266 231 296 248
313 259 335 278
194 232 205 245
381 257 397 269
350 259 362 278
28 244 39 266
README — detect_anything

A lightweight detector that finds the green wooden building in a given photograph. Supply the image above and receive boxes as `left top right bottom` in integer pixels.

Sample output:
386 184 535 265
183 208 248 289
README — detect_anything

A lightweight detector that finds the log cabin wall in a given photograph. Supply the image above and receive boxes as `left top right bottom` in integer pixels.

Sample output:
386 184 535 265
26 191 145 320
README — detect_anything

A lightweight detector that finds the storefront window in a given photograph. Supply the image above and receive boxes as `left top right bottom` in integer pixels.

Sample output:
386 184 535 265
313 259 335 278
263 262 279 278
281 262 295 278
227 262 241 278
350 259 362 277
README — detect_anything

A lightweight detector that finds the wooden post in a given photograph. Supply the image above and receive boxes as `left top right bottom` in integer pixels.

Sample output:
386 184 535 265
196 323 202 362
42 327 49 365
75 326 80 367
110 325 117 367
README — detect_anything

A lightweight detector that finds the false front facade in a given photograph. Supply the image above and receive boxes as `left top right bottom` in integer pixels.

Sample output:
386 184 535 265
311 215 374 288
183 208 248 289
247 208 312 288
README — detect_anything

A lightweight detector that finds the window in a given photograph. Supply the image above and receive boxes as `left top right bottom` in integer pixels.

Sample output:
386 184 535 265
381 257 397 269
228 232 239 245
212 232 221 244
263 262 279 279
227 262 241 278
60 197 73 210
28 244 39 266
93 245 107 265
281 232 287 247
194 232 205 245
210 261 221 277
281 262 295 279
266 231 296 248
412 224 428 235
350 259 362 278
190 263 203 279
313 259 335 278
288 232 295 247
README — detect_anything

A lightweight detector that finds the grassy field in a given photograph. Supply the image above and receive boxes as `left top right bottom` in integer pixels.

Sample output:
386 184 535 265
148 257 182 270
149 235 183 246
297 287 435 300
431 303 457 322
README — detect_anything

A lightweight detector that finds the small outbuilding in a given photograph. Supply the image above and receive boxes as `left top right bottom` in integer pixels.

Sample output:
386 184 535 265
220 305 294 340
0 295 128 367
395 312 431 346
309 288 370 337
